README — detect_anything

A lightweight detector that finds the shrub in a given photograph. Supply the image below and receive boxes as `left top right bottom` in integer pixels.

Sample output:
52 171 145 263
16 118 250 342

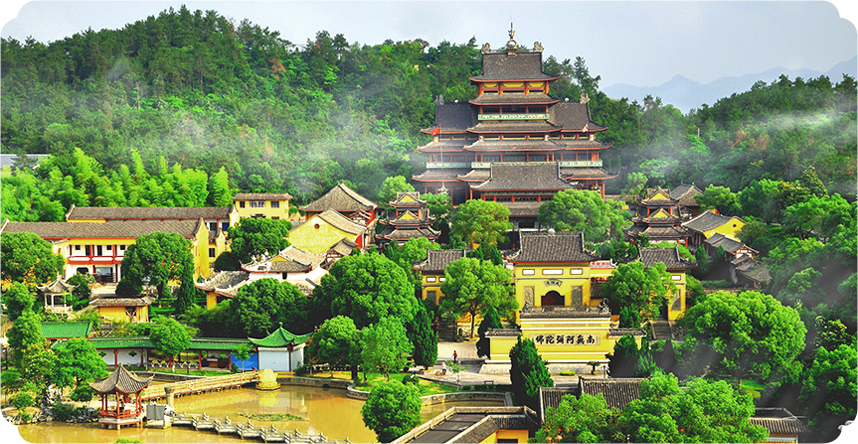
10 390 35 411
70 385 96 402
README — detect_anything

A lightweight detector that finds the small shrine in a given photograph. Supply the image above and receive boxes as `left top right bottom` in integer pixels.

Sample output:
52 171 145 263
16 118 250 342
36 279 77 313
248 323 313 372
88 363 153 428
376 192 439 247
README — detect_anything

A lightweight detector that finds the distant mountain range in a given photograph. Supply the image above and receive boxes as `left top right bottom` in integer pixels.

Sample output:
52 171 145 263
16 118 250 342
602 57 858 113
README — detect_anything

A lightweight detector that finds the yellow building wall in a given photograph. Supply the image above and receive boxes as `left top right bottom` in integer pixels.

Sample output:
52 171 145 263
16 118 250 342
290 215 358 254
233 199 291 220
98 305 149 323
191 224 211 280
420 272 445 303
668 272 687 321
702 218 745 241
513 262 593 322
495 429 529 443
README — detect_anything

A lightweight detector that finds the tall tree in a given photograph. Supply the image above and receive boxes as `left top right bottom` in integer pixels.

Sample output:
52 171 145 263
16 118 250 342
537 189 629 242
7 310 45 365
229 278 310 337
117 231 194 300
314 252 417 329
602 261 675 327
440 257 516 338
360 381 423 443
52 338 108 391
2 282 35 321
377 175 415 207
307 315 361 380
677 290 806 381
450 199 512 247
798 344 857 442
535 393 620 443
694 185 742 215
226 217 293 264
508 336 553 411
360 317 413 382
149 316 192 371
0 231 65 285
406 302 438 369
606 334 642 378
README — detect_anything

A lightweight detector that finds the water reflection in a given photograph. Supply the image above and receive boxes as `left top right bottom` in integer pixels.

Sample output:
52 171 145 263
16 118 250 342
15 385 504 444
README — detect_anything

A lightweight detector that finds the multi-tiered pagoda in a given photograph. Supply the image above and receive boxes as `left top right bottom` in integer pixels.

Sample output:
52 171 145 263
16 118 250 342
413 27 616 226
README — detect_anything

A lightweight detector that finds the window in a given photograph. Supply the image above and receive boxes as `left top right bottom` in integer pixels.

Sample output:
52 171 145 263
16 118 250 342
106 245 112 251
272 217 280 220
271 201 280 208
250 201 265 208
209 222 217 231
439 277 446 282
522 269 535 276
426 290 437 301
426 277 437 283
209 248 216 258
671 275 682 281
119 245 126 251
222 222 229 231
239 201 246 208
570 268 583 275
75 245 81 251
542 269 563 275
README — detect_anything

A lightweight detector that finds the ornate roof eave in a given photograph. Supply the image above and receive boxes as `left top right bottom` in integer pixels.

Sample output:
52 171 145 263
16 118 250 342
467 98 561 106
468 76 559 83
465 127 563 135
560 126 608 133
561 171 619 180
561 143 614 150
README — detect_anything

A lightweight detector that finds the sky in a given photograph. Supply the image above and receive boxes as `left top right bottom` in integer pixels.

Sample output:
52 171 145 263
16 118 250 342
1 1 856 89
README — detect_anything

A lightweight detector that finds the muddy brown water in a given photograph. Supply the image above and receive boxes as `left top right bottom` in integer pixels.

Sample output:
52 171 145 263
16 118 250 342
10 385 503 443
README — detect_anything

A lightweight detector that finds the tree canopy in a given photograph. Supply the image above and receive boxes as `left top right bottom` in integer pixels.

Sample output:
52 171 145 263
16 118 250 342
360 381 423 442
117 231 194 299
0 231 65 285
602 261 675 327
406 302 438 369
360 317 413 381
537 189 629 242
52 337 108 390
450 199 512 247
535 393 621 443
225 217 293 265
314 252 417 329
307 315 361 379
440 257 516 338
509 336 553 411
149 316 192 367
798 344 857 442
229 278 311 337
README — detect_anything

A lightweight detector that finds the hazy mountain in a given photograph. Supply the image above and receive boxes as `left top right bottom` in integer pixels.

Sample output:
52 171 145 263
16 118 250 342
603 57 858 113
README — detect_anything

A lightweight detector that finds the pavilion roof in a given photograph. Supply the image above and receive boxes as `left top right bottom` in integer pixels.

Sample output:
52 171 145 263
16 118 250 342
637 247 697 271
414 249 468 273
469 93 559 106
66 205 231 221
548 101 607 132
88 364 153 394
507 231 598 263
37 279 77 295
670 183 703 206
41 321 92 340
471 162 573 191
248 323 312 347
472 52 554 81
299 183 376 213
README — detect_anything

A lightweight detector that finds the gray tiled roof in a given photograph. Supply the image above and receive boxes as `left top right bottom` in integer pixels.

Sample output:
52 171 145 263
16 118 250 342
327 238 358 256
315 209 367 235
89 295 157 307
472 52 554 81
467 121 562 134
66 206 232 220
500 201 543 217
232 193 293 201
538 387 576 423
548 102 607 131
579 377 643 410
471 162 573 191
427 102 477 133
735 258 771 283
638 225 690 238
704 233 745 253
560 167 612 179
464 138 564 151
377 226 440 240
637 247 697 270
457 169 490 182
2 220 202 239
195 271 250 291
469 93 559 105
416 139 470 153
88 364 153 394
507 231 598 263
682 210 743 233
750 408 810 435
670 183 703 206
413 169 471 182
413 248 468 272
300 183 376 212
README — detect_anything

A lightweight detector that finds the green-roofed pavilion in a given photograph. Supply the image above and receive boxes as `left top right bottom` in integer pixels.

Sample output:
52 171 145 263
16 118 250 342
249 323 312 372
248 323 312 347
41 321 93 341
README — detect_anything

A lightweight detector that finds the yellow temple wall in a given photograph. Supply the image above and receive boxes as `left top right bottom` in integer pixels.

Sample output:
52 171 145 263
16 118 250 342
702 218 745 241
512 262 594 322
233 199 291 220
98 305 149 323
289 215 359 254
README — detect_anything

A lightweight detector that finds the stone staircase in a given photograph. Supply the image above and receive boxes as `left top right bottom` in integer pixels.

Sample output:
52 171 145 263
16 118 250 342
649 320 673 341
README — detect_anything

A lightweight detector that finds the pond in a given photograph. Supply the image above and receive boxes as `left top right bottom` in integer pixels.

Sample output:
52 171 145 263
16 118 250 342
11 385 504 443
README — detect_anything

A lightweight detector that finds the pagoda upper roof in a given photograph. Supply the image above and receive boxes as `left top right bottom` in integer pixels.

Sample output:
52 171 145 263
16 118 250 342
469 93 559 106
248 323 312 348
467 121 562 134
390 192 426 207
421 102 476 134
376 226 440 241
560 167 613 180
640 188 678 206
412 169 470 182
670 183 703 206
88 364 153 394
300 183 377 213
416 139 469 153
471 162 574 191
548 102 607 132
464 139 564 152
37 279 77 295
471 52 556 82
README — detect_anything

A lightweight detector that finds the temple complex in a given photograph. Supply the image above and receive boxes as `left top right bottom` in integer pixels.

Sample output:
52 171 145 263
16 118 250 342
413 27 616 215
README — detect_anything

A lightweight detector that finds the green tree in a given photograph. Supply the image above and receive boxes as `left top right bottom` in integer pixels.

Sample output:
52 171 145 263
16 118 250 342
476 305 503 358
798 344 857 442
440 257 516 338
52 338 107 391
20 343 57 395
618 372 768 443
2 281 35 321
307 315 361 379
360 317 413 381
360 381 423 442
7 309 45 365
450 199 512 247
385 236 439 295
65 273 92 311
314 252 417 329
538 189 629 242
207 166 232 207
377 175 415 206
0 231 65 285
509 337 553 411
233 343 253 372
229 278 310 337
602 261 675 327
677 290 806 381
694 185 741 215
606 334 642 378
117 232 194 300
534 393 620 443
149 316 192 371
226 217 293 264
406 302 438 369
622 172 648 203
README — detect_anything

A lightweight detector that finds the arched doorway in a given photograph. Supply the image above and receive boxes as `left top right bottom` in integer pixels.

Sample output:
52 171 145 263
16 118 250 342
541 290 564 307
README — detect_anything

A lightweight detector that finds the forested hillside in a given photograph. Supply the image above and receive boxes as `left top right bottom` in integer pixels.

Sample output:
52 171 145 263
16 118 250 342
2 5 856 223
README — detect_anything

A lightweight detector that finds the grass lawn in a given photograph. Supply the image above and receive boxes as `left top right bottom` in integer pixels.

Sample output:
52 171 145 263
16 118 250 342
740 379 766 399
306 370 462 396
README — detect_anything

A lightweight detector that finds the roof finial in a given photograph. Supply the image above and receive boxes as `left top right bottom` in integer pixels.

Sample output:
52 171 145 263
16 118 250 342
506 22 518 55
